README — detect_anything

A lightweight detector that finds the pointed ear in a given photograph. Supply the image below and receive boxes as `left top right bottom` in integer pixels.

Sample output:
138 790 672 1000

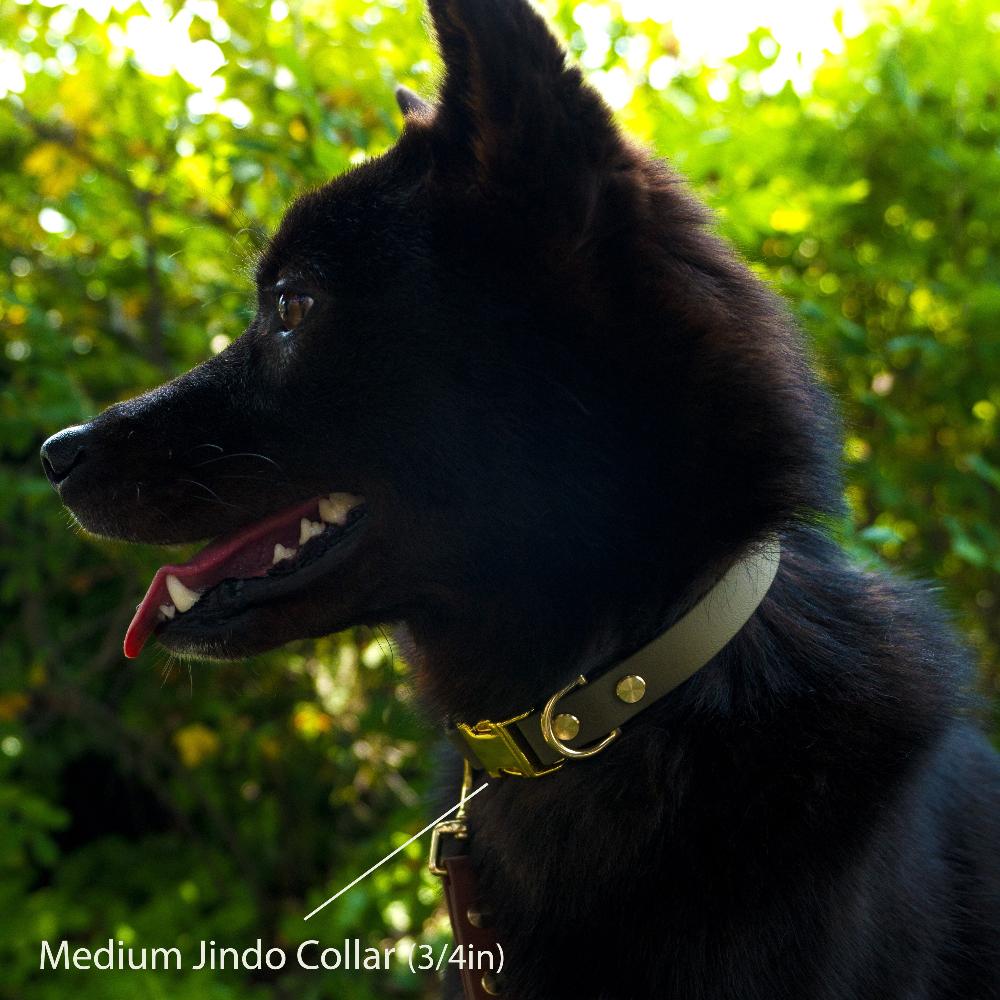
426 0 621 194
395 84 434 120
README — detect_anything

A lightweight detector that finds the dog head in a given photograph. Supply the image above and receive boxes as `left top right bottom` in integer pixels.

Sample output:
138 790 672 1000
42 0 838 715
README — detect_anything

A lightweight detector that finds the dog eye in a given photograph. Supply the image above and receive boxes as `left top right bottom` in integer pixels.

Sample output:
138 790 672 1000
277 292 314 332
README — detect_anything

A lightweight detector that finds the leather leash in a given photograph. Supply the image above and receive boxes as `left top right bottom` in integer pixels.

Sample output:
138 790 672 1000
430 760 505 997
442 853 504 997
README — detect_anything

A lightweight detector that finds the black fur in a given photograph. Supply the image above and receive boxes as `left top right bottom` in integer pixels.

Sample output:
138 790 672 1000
42 1 998 996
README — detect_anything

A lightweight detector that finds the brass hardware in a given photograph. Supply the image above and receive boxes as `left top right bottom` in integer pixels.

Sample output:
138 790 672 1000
481 971 502 995
466 904 493 928
540 675 620 760
454 712 563 778
428 760 474 876
455 758 474 822
552 713 580 741
615 674 646 704
428 819 467 877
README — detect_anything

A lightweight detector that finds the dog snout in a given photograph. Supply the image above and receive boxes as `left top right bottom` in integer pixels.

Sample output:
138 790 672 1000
40 423 90 489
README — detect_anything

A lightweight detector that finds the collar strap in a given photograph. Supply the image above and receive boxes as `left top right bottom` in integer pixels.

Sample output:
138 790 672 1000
447 537 781 778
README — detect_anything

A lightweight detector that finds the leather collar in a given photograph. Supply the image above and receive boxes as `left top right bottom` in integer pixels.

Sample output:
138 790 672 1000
447 537 781 778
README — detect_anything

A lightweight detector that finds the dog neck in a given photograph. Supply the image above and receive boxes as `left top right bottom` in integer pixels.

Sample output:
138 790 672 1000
403 534 782 756
443 537 781 779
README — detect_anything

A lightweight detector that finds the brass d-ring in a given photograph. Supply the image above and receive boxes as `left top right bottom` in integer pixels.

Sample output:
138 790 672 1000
540 675 620 760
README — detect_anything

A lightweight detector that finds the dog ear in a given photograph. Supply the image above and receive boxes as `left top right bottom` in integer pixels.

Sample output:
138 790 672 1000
425 0 621 197
395 84 434 119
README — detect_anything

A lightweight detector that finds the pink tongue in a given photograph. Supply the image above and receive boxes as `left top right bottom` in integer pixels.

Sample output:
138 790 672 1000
123 498 322 659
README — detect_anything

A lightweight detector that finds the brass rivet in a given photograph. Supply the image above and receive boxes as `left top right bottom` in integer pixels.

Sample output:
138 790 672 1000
481 972 502 995
615 674 646 704
552 713 580 741
466 904 493 928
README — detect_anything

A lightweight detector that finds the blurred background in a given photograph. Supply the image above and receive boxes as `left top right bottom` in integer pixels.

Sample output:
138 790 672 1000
1 0 998 996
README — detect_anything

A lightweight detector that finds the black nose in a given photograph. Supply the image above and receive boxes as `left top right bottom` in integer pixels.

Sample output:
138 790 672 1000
41 424 89 487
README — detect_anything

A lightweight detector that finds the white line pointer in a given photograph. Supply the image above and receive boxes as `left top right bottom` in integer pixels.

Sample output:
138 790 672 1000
303 781 489 921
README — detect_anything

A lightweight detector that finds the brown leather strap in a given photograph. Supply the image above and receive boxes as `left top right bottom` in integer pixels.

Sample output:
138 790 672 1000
443 854 504 998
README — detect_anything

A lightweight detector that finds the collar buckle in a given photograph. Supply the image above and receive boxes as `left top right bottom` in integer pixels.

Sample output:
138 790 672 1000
451 676 622 779
453 712 564 778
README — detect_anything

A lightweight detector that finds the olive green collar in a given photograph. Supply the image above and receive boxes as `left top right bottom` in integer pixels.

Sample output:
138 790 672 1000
447 537 781 778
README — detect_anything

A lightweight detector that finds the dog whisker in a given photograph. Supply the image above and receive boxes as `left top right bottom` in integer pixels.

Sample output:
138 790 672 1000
191 452 284 472
159 653 176 688
176 478 247 511
186 494 246 511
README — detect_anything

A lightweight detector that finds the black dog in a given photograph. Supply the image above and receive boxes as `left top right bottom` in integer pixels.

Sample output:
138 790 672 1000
41 1 998 997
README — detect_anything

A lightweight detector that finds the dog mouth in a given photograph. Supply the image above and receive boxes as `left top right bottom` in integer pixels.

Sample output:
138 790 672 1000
123 492 367 658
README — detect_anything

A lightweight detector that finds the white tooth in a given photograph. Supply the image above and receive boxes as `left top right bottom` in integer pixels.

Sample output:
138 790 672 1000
159 604 176 619
318 492 361 526
165 575 201 613
272 543 297 564
299 518 325 545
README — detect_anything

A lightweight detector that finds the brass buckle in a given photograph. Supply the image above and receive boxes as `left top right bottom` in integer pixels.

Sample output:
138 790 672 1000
455 713 562 778
540 674 620 759
451 675 620 779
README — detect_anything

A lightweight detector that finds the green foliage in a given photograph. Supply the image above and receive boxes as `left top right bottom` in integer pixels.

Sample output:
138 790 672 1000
0 1 997 997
